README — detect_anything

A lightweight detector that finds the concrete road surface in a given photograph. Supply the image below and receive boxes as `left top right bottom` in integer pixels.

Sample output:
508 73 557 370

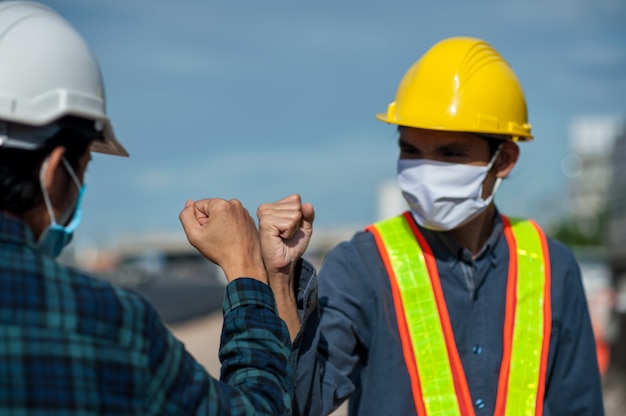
128 277 225 325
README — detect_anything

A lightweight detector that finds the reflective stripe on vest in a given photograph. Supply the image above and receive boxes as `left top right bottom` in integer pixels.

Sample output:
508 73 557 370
366 212 551 416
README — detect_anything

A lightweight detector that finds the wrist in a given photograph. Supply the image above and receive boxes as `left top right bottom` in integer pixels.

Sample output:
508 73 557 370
268 269 296 292
224 266 268 285
268 273 300 341
270 277 295 295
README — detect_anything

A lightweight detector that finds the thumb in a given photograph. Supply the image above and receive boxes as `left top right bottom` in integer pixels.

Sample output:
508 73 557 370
179 199 194 223
301 203 315 232
179 199 199 238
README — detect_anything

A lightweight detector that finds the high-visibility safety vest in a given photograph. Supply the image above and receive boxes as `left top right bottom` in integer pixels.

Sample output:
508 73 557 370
366 212 551 416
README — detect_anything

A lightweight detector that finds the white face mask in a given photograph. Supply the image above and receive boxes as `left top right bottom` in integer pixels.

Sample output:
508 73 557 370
397 147 501 231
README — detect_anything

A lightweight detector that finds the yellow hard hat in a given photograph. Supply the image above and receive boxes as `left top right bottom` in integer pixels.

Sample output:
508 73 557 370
377 37 532 141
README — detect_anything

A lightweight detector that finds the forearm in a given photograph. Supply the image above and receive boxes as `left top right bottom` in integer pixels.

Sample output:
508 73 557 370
270 279 301 341
218 278 292 415
268 258 318 341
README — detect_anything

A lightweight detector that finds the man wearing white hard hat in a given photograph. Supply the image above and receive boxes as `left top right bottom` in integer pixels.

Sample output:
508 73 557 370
0 2 301 414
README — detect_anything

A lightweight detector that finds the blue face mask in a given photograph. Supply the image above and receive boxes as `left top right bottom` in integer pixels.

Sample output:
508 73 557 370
38 156 86 258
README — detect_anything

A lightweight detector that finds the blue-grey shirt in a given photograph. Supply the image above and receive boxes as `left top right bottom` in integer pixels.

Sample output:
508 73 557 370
293 213 604 416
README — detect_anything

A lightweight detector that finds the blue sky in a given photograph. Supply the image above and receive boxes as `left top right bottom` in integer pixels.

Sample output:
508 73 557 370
39 0 626 249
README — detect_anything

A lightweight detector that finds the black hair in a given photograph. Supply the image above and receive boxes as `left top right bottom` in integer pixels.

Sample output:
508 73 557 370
479 134 508 157
0 116 94 213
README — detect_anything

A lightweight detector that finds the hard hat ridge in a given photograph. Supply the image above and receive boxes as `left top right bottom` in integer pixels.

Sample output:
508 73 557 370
377 36 533 141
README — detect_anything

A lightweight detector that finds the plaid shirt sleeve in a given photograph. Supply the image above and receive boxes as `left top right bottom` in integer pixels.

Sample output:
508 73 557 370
144 278 293 416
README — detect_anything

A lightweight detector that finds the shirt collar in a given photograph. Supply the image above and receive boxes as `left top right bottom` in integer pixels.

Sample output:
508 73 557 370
0 211 37 248
412 209 504 266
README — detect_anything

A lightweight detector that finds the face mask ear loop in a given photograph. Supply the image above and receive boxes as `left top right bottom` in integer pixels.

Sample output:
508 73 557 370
491 177 503 195
480 143 504 202
60 157 84 231
486 143 503 170
61 157 82 189
38 155 58 226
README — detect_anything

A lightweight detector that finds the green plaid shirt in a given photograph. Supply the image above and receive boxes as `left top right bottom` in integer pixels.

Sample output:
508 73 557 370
0 213 292 415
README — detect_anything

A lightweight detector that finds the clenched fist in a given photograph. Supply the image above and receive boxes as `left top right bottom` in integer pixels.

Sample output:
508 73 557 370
179 198 267 284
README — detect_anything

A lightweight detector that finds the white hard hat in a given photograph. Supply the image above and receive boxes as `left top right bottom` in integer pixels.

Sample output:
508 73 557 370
0 1 128 156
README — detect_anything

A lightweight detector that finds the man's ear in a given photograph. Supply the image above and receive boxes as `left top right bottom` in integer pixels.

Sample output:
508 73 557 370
41 146 67 191
495 141 520 178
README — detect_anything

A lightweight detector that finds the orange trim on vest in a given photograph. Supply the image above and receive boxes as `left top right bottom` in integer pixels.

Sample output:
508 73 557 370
495 215 551 416
495 215 519 415
404 212 475 415
536 218 552 416
368 224 428 416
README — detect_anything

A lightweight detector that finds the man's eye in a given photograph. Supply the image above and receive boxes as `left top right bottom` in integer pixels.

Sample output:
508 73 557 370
443 151 465 157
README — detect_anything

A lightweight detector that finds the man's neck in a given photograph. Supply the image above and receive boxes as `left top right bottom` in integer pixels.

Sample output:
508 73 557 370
3 207 47 240
444 205 497 257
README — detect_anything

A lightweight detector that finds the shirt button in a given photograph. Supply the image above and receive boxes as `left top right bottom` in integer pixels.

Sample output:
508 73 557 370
475 398 486 409
472 345 483 355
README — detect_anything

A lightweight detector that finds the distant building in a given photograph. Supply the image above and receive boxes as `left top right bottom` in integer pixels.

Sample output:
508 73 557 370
564 115 625 236
566 114 626 379
607 120 626 286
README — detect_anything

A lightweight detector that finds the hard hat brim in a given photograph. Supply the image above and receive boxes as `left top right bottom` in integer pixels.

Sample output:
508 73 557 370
91 121 129 157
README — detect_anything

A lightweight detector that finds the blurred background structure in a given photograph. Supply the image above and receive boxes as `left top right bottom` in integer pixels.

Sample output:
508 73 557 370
43 0 626 413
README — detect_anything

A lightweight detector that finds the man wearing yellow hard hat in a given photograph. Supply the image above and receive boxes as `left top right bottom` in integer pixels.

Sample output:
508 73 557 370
257 37 604 415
